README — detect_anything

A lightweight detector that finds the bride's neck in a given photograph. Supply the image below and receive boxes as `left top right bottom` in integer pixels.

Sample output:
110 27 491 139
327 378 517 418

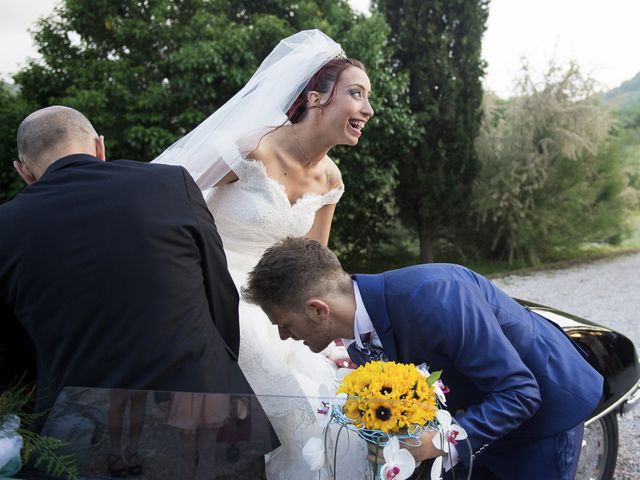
277 122 331 167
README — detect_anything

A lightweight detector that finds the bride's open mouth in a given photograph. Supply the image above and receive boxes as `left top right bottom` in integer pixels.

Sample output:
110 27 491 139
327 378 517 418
348 119 365 137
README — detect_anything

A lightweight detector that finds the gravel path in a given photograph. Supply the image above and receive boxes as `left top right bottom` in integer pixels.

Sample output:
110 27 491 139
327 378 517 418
493 252 640 480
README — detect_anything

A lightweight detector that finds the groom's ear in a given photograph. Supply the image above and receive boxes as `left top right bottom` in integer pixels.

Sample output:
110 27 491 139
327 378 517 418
305 298 329 322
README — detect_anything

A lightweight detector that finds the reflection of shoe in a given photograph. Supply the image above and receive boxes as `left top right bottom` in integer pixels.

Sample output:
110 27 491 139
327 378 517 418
226 445 240 463
124 447 143 477
107 454 129 478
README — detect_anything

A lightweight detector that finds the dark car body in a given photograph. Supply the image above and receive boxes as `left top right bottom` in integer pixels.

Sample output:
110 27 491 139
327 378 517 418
523 300 640 480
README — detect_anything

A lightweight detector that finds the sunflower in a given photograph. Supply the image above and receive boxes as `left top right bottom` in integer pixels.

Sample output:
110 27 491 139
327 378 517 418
337 361 444 433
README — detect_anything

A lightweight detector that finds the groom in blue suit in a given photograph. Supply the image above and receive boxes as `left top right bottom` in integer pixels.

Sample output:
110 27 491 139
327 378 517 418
242 238 604 480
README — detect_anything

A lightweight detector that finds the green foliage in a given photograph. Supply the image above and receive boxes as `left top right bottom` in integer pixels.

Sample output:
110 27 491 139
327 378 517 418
374 0 489 262
0 83 33 203
9 0 417 268
0 384 79 479
470 62 629 264
328 14 420 267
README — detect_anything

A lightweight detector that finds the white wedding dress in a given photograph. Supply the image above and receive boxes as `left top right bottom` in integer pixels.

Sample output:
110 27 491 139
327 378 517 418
205 159 369 479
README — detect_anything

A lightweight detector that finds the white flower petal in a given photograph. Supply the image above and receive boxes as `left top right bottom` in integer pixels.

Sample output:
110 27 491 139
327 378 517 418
432 430 445 451
430 455 444 480
451 424 468 441
432 384 447 405
436 409 452 429
381 449 416 480
302 437 325 471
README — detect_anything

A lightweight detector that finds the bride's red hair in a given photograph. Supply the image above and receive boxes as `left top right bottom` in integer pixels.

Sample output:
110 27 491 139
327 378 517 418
286 58 366 123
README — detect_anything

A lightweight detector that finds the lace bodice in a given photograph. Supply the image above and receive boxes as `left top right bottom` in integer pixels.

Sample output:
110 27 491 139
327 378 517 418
205 159 344 261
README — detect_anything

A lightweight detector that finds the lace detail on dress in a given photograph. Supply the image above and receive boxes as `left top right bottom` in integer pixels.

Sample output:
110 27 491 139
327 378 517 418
205 159 343 258
203 159 366 479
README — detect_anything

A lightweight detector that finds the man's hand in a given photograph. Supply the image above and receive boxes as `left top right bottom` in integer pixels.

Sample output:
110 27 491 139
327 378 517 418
403 431 445 462
367 430 445 465
321 341 356 369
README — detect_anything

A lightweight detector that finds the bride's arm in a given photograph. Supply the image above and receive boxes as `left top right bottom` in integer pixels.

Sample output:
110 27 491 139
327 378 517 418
304 203 337 246
305 160 342 245
214 170 239 186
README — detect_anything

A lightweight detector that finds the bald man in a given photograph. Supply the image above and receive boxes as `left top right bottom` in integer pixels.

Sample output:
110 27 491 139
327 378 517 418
0 106 249 415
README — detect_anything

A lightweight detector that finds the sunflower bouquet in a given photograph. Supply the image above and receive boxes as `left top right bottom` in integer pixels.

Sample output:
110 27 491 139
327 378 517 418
303 361 467 480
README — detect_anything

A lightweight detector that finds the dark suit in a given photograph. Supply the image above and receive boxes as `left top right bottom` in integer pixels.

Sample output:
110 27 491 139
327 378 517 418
354 264 603 480
0 154 247 414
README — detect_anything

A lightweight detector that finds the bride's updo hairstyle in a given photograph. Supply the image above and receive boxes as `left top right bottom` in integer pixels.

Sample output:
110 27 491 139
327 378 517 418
286 58 366 123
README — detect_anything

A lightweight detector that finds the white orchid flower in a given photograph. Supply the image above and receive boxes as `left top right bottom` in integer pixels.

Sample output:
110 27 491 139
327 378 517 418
430 410 468 480
432 381 448 406
379 436 416 480
417 363 430 377
302 436 325 471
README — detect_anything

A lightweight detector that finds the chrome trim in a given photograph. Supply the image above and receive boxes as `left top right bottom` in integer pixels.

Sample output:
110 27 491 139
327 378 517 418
585 377 640 426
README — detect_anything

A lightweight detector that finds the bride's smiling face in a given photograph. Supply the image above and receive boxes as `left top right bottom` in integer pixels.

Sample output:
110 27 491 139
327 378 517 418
312 66 374 146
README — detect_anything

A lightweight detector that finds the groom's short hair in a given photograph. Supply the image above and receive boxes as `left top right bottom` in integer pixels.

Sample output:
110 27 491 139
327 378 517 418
17 106 96 165
242 237 347 310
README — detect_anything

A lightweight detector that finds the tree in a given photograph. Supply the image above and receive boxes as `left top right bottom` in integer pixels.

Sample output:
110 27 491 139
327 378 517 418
374 0 489 262
0 83 33 204
471 61 628 264
8 0 418 269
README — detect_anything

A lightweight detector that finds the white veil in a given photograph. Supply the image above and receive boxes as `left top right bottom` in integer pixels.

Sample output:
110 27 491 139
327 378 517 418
152 29 343 189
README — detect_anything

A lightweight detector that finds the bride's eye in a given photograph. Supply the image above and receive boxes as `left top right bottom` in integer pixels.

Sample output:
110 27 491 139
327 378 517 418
350 89 362 98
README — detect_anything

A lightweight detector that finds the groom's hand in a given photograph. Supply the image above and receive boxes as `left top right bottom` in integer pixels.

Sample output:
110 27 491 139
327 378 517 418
367 431 445 464
403 431 445 462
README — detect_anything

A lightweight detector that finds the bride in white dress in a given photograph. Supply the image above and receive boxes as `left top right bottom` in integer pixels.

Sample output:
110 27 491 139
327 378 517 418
154 30 374 478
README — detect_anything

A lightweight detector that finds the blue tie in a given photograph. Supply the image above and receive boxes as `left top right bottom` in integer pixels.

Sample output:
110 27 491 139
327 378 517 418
346 332 386 365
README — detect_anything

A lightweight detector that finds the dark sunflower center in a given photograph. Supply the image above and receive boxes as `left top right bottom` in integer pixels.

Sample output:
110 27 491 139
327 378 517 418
381 386 392 395
375 406 391 420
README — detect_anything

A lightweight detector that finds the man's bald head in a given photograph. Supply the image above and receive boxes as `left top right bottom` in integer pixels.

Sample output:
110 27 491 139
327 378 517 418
17 106 99 166
14 106 105 184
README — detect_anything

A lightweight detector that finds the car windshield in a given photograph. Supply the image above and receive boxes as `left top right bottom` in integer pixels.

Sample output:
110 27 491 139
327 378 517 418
14 387 298 479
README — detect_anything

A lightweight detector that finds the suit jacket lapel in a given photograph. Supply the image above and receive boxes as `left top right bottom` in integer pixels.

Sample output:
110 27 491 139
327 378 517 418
353 273 398 361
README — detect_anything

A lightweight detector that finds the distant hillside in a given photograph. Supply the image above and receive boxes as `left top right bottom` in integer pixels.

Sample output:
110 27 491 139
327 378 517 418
604 71 640 111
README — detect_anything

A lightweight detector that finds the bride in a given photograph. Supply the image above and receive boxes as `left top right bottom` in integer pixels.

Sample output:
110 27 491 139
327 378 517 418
154 30 374 478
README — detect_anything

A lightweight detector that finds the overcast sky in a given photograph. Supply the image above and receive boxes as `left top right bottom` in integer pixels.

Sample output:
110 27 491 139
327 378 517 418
2 0 639 98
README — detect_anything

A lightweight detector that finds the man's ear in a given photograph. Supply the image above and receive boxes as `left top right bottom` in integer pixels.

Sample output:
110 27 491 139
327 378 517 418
13 161 37 185
95 135 106 161
304 298 330 322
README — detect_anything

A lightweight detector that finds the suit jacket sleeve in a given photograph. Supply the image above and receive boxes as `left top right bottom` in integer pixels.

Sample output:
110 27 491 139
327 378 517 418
0 302 36 389
181 167 240 359
410 278 541 459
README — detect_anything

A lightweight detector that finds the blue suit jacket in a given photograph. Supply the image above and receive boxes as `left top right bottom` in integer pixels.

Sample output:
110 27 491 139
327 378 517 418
354 264 603 462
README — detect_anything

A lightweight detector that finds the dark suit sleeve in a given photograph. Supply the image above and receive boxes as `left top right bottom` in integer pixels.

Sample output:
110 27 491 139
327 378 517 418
411 279 541 460
180 167 241 359
0 302 37 390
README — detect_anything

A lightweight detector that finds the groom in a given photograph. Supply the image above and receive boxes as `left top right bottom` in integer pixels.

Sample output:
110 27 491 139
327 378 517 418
242 237 604 480
0 106 248 416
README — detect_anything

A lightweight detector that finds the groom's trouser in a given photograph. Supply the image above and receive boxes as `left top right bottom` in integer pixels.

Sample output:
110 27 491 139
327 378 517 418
440 421 585 480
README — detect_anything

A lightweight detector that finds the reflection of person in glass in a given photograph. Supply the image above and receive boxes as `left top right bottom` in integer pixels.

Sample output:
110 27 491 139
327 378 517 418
165 393 230 479
107 391 146 477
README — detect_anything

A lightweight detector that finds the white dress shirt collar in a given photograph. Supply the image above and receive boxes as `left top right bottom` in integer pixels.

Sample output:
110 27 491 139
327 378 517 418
342 280 379 349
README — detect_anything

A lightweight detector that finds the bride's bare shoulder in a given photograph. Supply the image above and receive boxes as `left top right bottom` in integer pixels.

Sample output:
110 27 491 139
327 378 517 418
324 156 343 189
245 134 277 165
